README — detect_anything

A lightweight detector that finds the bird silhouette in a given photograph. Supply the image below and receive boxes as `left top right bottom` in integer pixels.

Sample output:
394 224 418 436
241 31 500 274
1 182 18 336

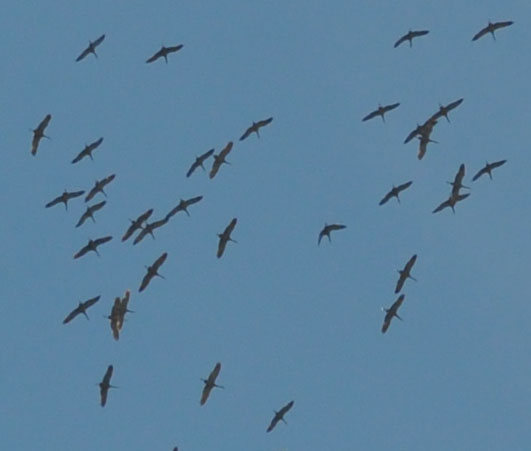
98 364 116 407
472 160 507 181
429 98 464 123
45 190 85 210
362 103 400 123
318 223 346 245
76 201 106 227
108 290 133 341
139 253 168 292
122 208 154 242
239 117 273 141
472 21 513 41
63 295 100 324
73 236 112 259
31 114 52 156
85 174 116 202
71 137 104 164
133 217 168 245
76 34 105 61
209 142 233 179
382 294 405 333
146 44 183 63
266 400 294 432
448 164 468 197
432 192 470 214
186 148 215 177
395 254 417 294
165 196 203 220
217 218 237 258
394 30 429 48
379 181 413 205
200 362 223 405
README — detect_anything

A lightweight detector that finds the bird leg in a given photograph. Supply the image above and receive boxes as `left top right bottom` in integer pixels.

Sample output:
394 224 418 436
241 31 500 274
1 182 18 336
408 274 417 282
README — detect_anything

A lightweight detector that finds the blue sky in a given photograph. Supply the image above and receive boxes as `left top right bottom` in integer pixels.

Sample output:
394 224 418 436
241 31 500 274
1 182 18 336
1 1 530 450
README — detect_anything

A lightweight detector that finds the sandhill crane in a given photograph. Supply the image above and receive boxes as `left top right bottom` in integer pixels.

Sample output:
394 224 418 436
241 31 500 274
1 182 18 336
472 160 507 181
98 365 116 407
379 181 413 205
395 254 417 294
108 290 133 341
71 137 104 164
362 103 400 123
166 196 203 220
266 400 294 433
239 117 273 141
217 218 237 258
382 294 405 333
430 98 464 123
31 114 52 155
139 253 168 292
76 34 105 61
85 174 116 202
472 21 513 41
404 116 437 145
448 164 468 197
415 118 438 160
146 44 183 63
209 141 233 179
133 217 168 245
394 30 429 48
63 295 100 324
200 362 223 405
45 190 85 210
186 148 215 177
121 208 154 242
432 192 470 214
73 236 112 259
318 223 346 245
76 201 106 227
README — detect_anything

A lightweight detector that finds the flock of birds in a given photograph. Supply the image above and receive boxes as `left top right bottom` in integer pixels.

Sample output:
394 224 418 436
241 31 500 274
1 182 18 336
28 16 514 450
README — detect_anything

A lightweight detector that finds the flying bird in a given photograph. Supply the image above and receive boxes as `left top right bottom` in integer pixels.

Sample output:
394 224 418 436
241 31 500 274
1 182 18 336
73 236 112 259
200 362 223 405
239 117 273 141
430 98 464 123
318 223 346 245
404 117 437 145
472 21 513 41
166 196 203 220
379 181 413 205
448 164 468 197
472 160 507 181
139 252 168 292
85 174 116 202
146 44 183 63
63 295 100 324
76 34 105 61
31 114 52 155
133 217 168 245
217 218 237 258
416 118 438 160
382 294 405 333
76 201 106 227
108 290 133 341
209 141 233 179
71 137 104 163
432 192 470 214
186 148 215 177
98 365 116 407
266 400 294 433
395 254 417 294
362 103 400 123
122 208 154 242
45 189 85 210
394 30 429 48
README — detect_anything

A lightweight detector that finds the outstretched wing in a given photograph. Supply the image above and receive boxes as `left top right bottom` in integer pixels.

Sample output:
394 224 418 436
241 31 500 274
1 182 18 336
146 48 164 63
76 46 92 62
432 198 450 213
472 166 488 181
63 305 82 324
379 190 394 206
393 33 409 48
93 34 105 47
167 44 184 54
472 25 490 41
397 180 413 192
73 243 91 259
362 109 379 121
45 195 62 209
491 159 507 169
411 30 429 39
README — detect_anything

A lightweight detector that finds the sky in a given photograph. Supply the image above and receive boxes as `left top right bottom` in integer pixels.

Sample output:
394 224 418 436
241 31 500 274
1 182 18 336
1 1 531 450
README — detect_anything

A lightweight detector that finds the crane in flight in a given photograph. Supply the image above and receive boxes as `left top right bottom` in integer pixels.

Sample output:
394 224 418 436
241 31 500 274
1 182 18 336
266 400 294 432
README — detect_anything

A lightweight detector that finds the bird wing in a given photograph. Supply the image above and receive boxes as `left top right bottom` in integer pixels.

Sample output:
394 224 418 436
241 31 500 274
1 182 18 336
362 109 379 121
45 195 62 208
208 362 221 383
133 226 151 245
384 102 400 113
102 173 116 187
185 195 203 207
167 44 184 53
256 117 273 128
63 305 82 324
411 30 429 38
417 137 428 160
209 157 222 179
200 383 213 405
493 21 514 31
93 34 105 47
381 313 392 333
240 124 256 141
394 271 407 294
405 254 417 274
76 209 91 227
472 166 488 181
86 137 104 153
146 48 164 63
472 26 490 41
94 236 112 247
83 295 101 309
219 141 233 159
397 180 413 192
393 34 408 48
71 149 88 164
491 159 507 169
404 126 421 144
446 98 464 111
329 224 346 232
217 235 228 258
139 269 153 292
186 159 201 177
85 185 99 202
73 243 91 259
379 190 393 206
67 190 85 201
152 252 168 273
279 400 294 416
267 414 280 432
76 46 91 62
432 198 450 213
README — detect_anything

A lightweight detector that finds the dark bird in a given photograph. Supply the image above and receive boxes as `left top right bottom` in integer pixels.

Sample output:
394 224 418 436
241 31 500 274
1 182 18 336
382 294 405 333
31 114 52 156
98 365 116 407
146 44 183 63
71 137 104 163
73 236 112 259
318 223 346 245
472 160 507 181
139 252 168 292
133 217 168 245
362 103 400 123
239 117 273 141
186 148 215 177
432 192 470 214
266 400 294 433
166 196 203 220
63 295 100 324
217 218 237 258
76 34 105 61
108 290 133 341
404 116 437 144
85 174 116 202
200 362 223 405
76 201 106 227
209 141 233 179
416 118 438 160
430 98 464 123
394 30 429 48
45 189 85 210
395 254 417 294
472 21 513 41
379 181 413 205
448 164 468 197
122 208 154 242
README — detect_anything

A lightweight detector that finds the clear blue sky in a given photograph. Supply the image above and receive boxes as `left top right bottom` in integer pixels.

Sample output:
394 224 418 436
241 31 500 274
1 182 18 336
1 1 530 450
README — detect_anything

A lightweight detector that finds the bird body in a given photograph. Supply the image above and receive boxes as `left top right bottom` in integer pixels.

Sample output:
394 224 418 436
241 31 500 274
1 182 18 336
395 254 417 294
448 164 468 197
267 400 294 432
217 218 237 258
318 223 346 245
72 137 104 163
146 44 183 63
200 362 223 405
63 295 100 324
379 181 413 205
108 290 132 340
394 30 429 48
31 114 52 155
76 34 105 61
139 253 168 292
382 294 405 333
239 117 273 141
